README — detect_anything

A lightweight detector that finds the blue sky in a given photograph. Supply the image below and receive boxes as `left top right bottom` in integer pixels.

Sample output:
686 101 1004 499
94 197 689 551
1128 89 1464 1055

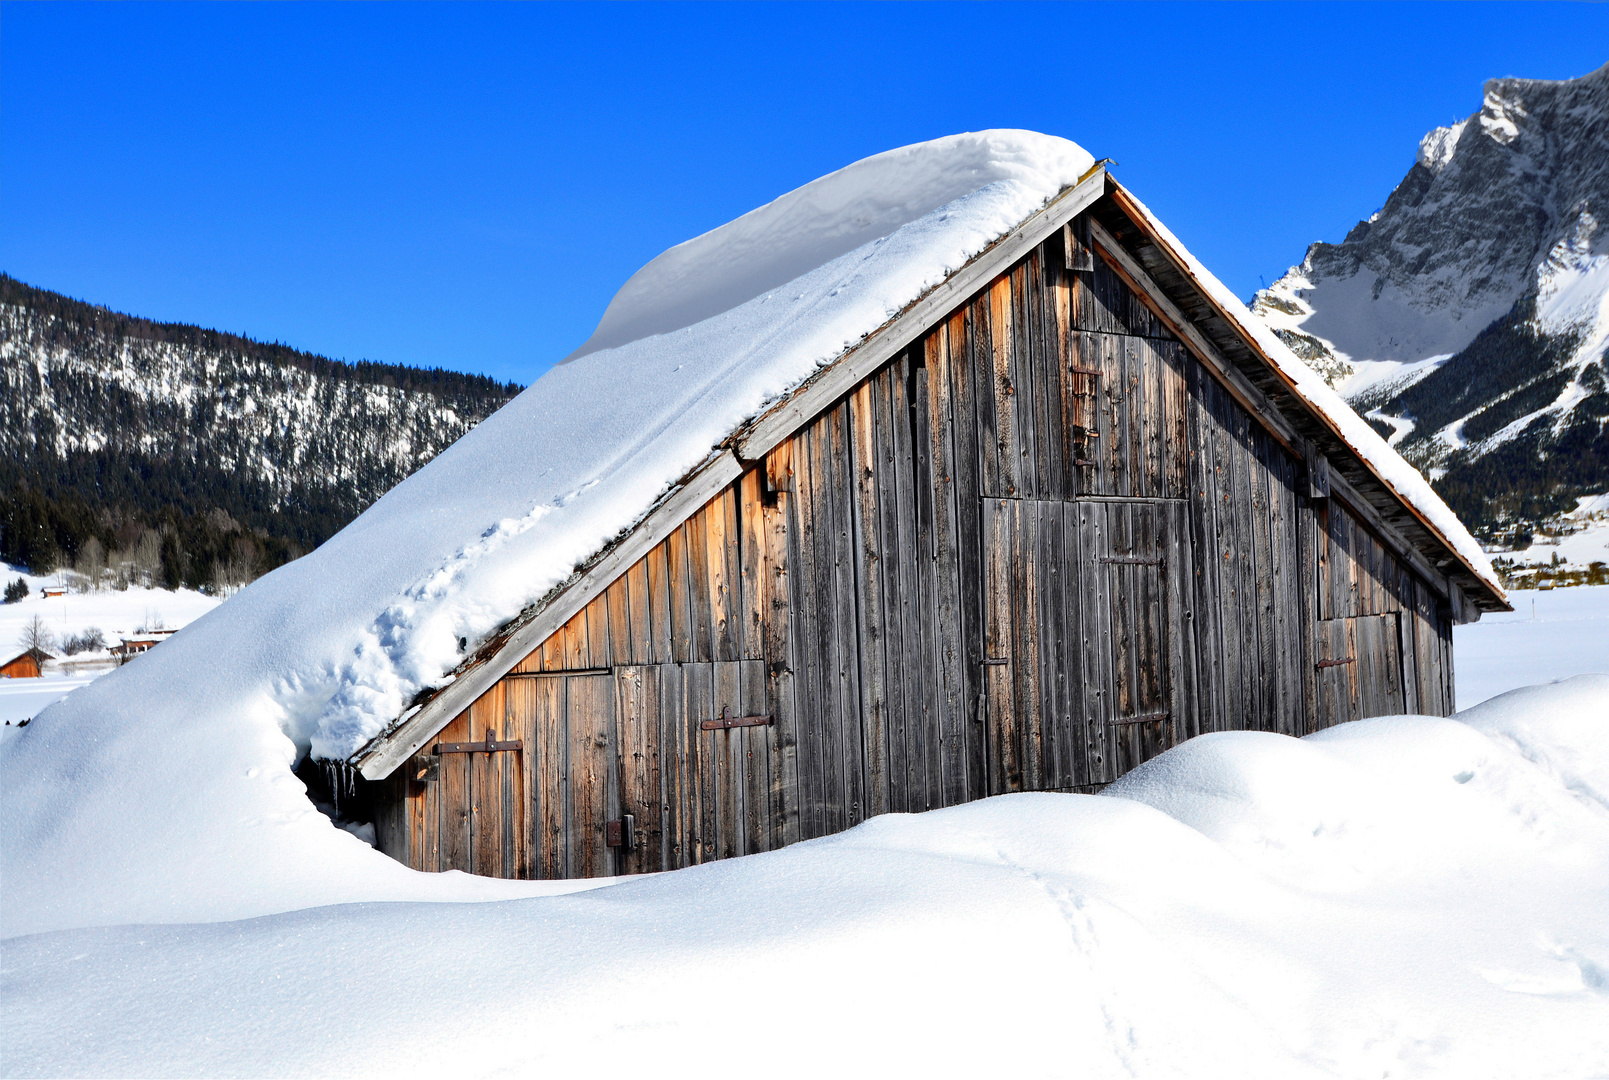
3 2 1604 385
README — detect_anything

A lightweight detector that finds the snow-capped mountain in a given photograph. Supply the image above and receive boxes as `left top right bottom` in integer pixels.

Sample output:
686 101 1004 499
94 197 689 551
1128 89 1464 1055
1252 63 1609 542
1 275 521 553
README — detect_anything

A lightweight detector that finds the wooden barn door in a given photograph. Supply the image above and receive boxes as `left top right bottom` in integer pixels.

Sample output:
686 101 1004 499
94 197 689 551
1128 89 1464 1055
518 672 619 879
1314 613 1407 727
613 660 774 875
982 498 1187 794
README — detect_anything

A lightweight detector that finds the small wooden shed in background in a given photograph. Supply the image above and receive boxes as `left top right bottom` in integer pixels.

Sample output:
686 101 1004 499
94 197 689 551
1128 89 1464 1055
1 648 52 679
346 169 1508 882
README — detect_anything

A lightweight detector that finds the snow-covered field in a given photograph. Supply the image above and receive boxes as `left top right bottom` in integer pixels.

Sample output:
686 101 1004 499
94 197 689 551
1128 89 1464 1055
0 564 219 725
1455 584 1609 708
3 676 1606 1078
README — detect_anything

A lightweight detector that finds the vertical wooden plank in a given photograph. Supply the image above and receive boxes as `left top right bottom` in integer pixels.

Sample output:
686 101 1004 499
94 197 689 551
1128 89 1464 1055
826 403 867 831
950 310 988 801
468 683 505 876
586 595 611 670
615 665 661 874
531 676 565 878
807 412 845 837
981 497 1015 794
1296 488 1321 736
927 319 975 805
764 440 801 848
972 293 1002 499
1038 498 1067 789
1010 263 1039 499
1048 256 1076 499
567 674 617 878
848 381 889 818
991 276 1021 498
871 368 914 813
605 578 632 668
1249 437 1277 733
1164 499 1201 747
658 662 689 868
687 506 716 664
1163 340 1189 499
1080 502 1113 782
683 662 714 863
788 421 828 840
1142 337 1165 498
647 543 675 665
740 657 770 855
503 679 529 878
712 660 743 859
908 347 946 812
1013 499 1044 790
706 486 740 663
438 710 472 872
739 469 768 662
1222 405 1255 730
624 560 653 666
1182 362 1218 736
1033 249 1063 500
667 522 693 663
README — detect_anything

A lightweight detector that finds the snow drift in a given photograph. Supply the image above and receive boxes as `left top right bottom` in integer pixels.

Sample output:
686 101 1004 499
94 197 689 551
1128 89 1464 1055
4 676 1606 1078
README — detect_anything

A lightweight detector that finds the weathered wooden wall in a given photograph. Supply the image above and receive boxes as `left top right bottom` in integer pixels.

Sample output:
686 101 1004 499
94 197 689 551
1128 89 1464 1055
374 210 1458 879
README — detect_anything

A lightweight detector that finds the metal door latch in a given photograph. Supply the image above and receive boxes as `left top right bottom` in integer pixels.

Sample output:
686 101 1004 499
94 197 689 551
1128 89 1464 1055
606 815 636 851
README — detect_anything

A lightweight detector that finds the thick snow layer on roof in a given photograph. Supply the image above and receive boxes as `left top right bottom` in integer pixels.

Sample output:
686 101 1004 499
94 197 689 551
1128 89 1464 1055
1113 186 1505 601
566 133 1092 360
5 677 1607 1076
0 131 1091 935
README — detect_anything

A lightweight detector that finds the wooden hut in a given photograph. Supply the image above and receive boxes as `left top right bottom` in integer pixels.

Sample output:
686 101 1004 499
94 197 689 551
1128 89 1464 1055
349 168 1508 881
1 648 53 679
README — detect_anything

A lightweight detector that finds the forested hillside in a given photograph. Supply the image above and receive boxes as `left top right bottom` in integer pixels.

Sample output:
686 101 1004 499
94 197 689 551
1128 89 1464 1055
1 274 522 590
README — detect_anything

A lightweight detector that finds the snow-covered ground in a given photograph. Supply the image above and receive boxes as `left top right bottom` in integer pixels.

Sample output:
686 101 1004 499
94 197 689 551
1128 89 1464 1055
1455 584 1609 708
0 563 219 725
3 676 1606 1078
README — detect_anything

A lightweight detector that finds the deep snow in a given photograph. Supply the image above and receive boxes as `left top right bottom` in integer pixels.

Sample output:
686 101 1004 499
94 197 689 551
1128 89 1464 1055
1455 584 1609 708
3 677 1606 1079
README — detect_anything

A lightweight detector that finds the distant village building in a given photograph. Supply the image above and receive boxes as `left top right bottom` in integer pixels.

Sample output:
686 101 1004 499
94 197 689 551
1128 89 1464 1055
40 586 66 599
110 629 178 665
347 165 1508 882
1 648 54 679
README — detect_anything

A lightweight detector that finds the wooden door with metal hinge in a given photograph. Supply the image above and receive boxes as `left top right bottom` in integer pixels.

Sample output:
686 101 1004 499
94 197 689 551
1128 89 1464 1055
981 497 1187 794
1314 613 1407 728
612 659 776 875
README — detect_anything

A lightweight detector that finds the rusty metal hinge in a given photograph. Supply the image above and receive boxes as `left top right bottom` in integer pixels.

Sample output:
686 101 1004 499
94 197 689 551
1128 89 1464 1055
1100 556 1163 566
700 706 774 731
606 815 636 851
435 732 524 754
1315 657 1356 670
981 657 1010 667
1069 365 1103 376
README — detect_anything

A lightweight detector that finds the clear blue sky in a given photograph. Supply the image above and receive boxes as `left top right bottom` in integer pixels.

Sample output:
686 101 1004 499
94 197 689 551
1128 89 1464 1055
3 2 1604 385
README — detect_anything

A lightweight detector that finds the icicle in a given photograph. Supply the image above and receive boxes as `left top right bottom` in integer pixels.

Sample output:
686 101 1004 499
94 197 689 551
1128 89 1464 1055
321 760 358 815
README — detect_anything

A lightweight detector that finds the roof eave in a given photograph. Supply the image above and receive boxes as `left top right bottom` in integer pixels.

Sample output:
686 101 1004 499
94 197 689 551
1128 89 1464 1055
1101 179 1509 614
